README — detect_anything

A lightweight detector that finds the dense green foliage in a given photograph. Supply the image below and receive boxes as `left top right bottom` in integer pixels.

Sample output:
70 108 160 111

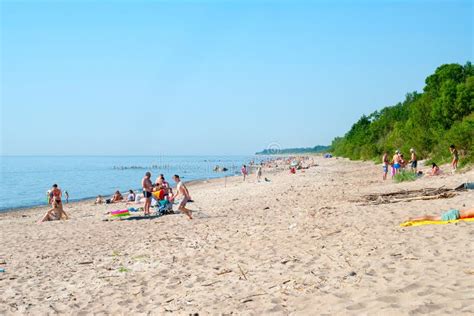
256 145 330 155
331 62 474 165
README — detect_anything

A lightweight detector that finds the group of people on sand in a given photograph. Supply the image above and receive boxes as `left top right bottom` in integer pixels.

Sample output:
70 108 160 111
40 172 194 223
382 145 460 180
141 172 193 219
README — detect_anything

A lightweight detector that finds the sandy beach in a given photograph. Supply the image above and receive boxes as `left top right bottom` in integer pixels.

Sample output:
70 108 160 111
1 157 473 315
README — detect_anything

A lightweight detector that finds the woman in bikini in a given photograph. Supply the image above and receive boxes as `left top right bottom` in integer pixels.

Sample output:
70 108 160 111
40 184 69 222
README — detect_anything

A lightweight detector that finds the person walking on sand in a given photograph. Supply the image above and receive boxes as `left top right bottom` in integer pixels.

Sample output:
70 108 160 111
409 148 417 173
382 152 390 180
257 164 263 182
241 165 248 181
65 191 69 203
142 172 153 215
449 144 459 172
172 175 193 219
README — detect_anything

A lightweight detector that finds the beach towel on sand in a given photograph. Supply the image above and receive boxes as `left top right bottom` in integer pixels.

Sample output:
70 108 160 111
400 217 474 227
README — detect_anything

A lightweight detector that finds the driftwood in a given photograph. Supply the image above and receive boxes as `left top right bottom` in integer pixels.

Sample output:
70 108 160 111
359 186 460 205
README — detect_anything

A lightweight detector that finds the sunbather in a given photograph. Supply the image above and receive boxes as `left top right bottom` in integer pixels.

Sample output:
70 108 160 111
39 199 69 223
110 191 123 203
407 207 474 222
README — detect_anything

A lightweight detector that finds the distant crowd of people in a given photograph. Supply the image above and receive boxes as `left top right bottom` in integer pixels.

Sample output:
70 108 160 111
381 144 459 180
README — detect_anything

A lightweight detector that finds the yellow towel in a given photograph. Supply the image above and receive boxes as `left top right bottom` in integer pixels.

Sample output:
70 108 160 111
400 217 474 227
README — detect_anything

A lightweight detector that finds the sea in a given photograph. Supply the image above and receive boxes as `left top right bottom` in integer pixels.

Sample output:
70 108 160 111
0 155 265 212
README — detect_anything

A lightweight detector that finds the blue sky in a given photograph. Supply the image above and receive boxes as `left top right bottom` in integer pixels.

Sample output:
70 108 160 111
1 0 472 155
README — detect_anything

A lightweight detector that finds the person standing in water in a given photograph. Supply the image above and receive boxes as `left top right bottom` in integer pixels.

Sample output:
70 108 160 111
409 148 417 173
172 175 193 219
142 172 153 215
449 144 459 172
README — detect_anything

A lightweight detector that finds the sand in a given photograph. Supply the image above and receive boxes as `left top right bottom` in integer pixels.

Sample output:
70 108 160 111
1 157 473 315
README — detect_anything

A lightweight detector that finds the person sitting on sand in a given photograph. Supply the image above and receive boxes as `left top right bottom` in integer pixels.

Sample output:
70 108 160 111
407 207 474 223
40 184 69 222
110 191 123 203
127 190 136 202
430 163 441 176
171 174 193 219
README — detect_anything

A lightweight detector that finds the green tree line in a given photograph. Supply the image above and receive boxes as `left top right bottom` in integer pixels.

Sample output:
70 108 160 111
331 62 474 166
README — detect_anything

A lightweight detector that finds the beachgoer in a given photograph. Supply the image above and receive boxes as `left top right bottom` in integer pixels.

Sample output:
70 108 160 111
171 175 193 219
409 149 417 173
65 191 69 203
449 144 459 172
95 195 104 204
40 184 69 222
241 165 248 181
407 207 474 222
392 150 402 177
110 191 123 203
430 163 441 176
257 164 263 182
127 190 136 202
382 152 390 180
142 172 153 215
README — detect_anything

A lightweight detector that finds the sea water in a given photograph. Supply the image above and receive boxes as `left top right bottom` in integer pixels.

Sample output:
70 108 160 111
0 155 262 211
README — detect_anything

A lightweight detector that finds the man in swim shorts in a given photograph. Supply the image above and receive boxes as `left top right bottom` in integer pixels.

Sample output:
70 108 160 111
172 174 193 219
407 207 474 222
392 150 402 177
142 172 153 215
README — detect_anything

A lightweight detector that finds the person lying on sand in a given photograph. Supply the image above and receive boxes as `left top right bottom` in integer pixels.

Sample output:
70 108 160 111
407 208 474 222
95 195 104 204
171 174 193 219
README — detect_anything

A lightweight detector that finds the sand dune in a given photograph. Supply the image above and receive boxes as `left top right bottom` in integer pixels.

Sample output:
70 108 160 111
1 157 473 315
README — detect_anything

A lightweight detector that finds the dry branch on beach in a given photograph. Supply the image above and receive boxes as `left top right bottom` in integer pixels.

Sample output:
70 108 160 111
358 186 462 205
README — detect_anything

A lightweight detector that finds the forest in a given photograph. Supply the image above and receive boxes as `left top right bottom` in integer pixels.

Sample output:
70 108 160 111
331 62 474 166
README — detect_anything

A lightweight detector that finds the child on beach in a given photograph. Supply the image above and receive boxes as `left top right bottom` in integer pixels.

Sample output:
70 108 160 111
171 175 193 219
449 145 459 172
407 207 474 222
241 165 248 181
382 152 390 180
